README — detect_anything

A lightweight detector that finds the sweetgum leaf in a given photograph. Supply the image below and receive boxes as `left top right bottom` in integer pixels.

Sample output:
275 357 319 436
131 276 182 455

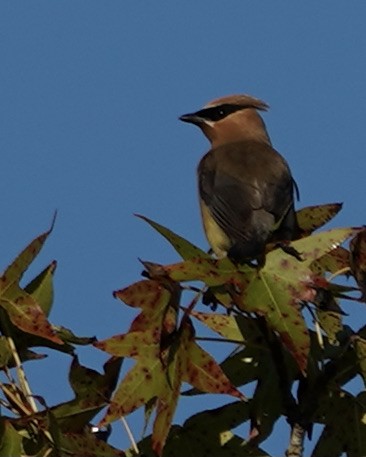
135 403 270 457
188 310 246 342
51 356 122 432
350 228 366 300
354 335 366 388
59 429 125 456
114 279 170 311
136 214 209 260
24 261 56 316
233 260 310 374
0 336 46 368
2 213 55 284
0 419 22 457
189 310 268 351
183 323 245 399
291 227 360 266
94 329 160 360
100 354 166 425
100 319 244 456
164 257 245 286
312 246 351 275
311 391 366 457
0 220 62 344
296 203 342 235
0 283 63 345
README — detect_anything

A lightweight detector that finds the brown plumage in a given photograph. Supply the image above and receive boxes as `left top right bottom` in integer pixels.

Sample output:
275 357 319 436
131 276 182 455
180 94 299 265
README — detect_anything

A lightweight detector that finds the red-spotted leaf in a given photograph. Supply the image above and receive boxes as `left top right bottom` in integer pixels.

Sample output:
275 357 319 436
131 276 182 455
313 246 351 275
0 283 63 345
296 203 343 235
225 243 315 374
94 329 160 360
100 330 186 456
100 353 167 431
163 257 244 286
162 258 226 285
151 325 190 456
189 310 250 343
136 214 209 260
114 280 174 332
183 334 245 399
350 229 366 300
113 279 170 311
100 319 245 456
291 227 360 266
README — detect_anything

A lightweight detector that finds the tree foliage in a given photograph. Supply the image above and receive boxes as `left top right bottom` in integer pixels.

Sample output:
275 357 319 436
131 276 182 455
1 204 366 456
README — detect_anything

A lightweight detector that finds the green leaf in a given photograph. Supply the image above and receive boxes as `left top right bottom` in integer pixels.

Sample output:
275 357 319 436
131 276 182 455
250 361 282 442
0 419 23 457
51 356 122 431
354 336 366 388
2 213 56 285
311 391 366 456
59 429 125 456
53 326 96 346
135 403 270 457
316 309 343 346
136 214 209 260
24 261 56 316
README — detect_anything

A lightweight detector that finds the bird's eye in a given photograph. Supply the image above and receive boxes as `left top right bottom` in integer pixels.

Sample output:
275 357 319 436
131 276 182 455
196 104 241 122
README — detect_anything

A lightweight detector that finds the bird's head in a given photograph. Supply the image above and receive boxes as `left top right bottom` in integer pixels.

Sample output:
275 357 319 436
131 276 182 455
179 94 271 148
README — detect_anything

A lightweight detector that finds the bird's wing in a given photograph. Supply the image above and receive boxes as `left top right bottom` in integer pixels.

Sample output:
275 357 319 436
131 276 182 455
198 142 294 246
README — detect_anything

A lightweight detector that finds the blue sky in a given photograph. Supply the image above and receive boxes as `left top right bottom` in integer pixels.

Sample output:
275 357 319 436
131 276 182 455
1 2 366 455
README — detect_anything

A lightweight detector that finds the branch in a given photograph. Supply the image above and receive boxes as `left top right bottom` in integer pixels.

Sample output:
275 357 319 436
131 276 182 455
285 422 305 457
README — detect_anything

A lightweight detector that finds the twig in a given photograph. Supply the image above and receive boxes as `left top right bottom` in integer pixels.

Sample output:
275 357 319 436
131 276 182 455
120 416 139 455
6 335 38 413
285 422 305 457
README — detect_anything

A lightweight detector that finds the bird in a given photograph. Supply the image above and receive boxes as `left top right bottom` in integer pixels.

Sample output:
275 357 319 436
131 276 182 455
179 94 299 266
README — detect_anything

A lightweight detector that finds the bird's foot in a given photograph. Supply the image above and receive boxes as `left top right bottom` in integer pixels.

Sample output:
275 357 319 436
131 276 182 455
277 242 302 261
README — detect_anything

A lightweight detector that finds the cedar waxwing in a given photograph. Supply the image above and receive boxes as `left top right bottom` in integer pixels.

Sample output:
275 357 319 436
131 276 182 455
179 94 299 265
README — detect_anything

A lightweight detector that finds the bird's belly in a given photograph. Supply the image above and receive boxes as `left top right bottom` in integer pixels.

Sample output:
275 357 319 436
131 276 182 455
200 201 230 257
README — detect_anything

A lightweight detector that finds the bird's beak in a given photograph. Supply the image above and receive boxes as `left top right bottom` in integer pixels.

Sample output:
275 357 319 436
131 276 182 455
179 112 204 126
